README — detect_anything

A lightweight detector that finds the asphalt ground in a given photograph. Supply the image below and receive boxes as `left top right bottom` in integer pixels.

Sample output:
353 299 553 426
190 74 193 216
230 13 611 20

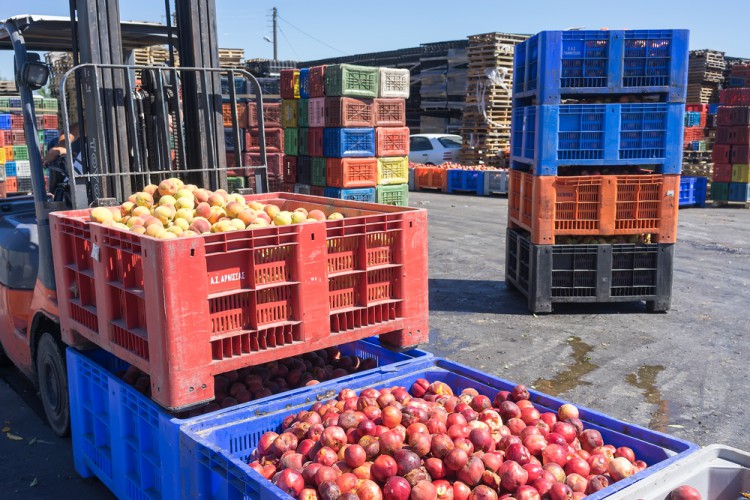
1 190 748 497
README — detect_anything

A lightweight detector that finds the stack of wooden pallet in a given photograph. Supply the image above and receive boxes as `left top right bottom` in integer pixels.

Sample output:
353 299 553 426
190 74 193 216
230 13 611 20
0 80 17 95
687 50 726 103
459 32 528 167
218 48 244 69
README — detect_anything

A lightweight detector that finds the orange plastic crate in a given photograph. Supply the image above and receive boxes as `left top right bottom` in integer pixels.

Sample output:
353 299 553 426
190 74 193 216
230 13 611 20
326 157 378 188
49 193 428 410
508 170 678 244
374 98 406 127
247 102 281 128
4 177 18 194
414 167 447 191
375 126 409 157
244 127 284 152
221 102 248 127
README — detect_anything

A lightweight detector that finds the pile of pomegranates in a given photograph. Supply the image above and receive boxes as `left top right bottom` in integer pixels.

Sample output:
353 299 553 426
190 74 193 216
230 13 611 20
249 379 648 499
119 346 377 415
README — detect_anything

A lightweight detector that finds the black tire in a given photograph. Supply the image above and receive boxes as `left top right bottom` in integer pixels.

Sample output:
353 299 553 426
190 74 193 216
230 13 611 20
36 333 70 437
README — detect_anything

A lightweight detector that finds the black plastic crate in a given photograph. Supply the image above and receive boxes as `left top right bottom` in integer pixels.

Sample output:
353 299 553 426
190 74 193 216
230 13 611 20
505 229 673 313
296 155 312 185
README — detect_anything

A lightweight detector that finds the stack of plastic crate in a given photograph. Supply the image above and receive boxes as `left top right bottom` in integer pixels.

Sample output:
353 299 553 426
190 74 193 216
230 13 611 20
711 65 750 205
506 29 688 313
284 64 411 206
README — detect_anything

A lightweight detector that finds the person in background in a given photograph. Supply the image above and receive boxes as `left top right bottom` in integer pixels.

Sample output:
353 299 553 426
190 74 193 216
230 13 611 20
43 122 80 167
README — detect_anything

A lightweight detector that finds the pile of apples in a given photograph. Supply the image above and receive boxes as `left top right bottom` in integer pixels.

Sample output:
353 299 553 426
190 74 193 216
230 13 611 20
251 381 648 499
555 235 653 245
88 177 344 238
119 345 377 415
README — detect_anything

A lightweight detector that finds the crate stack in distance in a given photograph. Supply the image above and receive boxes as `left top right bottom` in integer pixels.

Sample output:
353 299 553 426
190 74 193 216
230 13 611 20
506 29 689 314
712 64 750 205
0 95 59 197
281 64 411 206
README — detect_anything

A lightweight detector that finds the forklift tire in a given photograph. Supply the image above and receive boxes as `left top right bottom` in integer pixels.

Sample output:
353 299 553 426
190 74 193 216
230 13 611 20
36 333 70 437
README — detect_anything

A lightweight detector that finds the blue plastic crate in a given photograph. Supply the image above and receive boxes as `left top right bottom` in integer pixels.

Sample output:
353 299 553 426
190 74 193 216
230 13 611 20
0 113 10 130
44 129 59 143
67 338 430 500
679 176 707 207
323 127 375 157
709 103 720 114
510 102 684 175
446 169 485 195
685 111 702 127
220 76 248 96
224 126 244 153
179 357 699 500
5 161 16 177
729 182 750 202
324 186 376 202
298 67 310 98
513 29 689 104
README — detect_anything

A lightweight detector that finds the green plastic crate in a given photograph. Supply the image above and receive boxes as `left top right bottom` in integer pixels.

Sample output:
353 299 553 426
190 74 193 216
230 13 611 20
12 145 29 161
325 64 379 98
376 183 408 206
711 182 729 201
311 157 326 186
0 97 10 111
297 127 309 156
297 98 308 127
33 95 43 109
43 98 59 111
227 176 246 193
284 127 298 156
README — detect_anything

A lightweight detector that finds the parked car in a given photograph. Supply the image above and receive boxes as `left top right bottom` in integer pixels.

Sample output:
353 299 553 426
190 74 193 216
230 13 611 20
409 134 462 165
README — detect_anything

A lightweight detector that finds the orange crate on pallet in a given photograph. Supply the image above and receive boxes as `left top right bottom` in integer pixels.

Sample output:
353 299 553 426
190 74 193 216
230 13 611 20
49 193 427 410
326 157 378 188
375 126 409 157
508 170 678 244
414 167 447 191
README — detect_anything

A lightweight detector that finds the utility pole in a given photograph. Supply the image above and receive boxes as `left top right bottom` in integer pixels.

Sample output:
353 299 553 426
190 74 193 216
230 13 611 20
272 7 278 61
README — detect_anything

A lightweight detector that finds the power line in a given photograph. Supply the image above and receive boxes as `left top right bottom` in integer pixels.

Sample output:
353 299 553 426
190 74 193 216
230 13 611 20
276 14 347 55
277 25 300 60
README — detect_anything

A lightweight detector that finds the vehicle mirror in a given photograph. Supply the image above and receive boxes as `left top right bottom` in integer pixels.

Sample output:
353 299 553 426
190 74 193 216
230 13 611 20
19 53 50 90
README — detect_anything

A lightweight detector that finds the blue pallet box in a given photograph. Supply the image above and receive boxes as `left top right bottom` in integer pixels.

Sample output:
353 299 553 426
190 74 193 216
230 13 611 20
728 182 750 202
324 186 376 202
5 161 16 177
510 102 685 175
67 339 430 500
446 169 485 195
298 67 310 98
513 29 689 104
323 127 376 157
179 357 699 500
679 176 707 207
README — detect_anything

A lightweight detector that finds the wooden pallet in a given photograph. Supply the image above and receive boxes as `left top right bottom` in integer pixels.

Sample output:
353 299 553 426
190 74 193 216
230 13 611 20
690 50 726 71
713 201 750 208
687 83 720 104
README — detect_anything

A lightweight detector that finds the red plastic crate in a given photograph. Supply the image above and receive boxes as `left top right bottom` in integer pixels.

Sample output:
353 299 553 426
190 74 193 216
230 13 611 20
280 182 295 193
712 144 731 163
731 145 750 164
11 130 25 145
246 102 281 128
221 102 248 127
717 107 733 127
683 127 705 142
713 163 733 183
725 106 750 125
326 157 378 188
308 98 325 127
308 127 324 157
237 152 283 177
1 131 11 146
267 175 283 192
282 154 297 183
42 114 58 130
244 127 283 152
374 98 406 127
50 193 428 410
324 97 375 127
310 186 326 197
717 125 750 145
280 69 299 99
720 88 750 105
507 170 678 244
308 65 326 97
375 126 410 157
686 104 709 113
10 114 23 130
414 167 447 191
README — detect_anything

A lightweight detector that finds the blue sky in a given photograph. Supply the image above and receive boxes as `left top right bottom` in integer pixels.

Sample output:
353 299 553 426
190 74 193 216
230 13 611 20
1 0 749 79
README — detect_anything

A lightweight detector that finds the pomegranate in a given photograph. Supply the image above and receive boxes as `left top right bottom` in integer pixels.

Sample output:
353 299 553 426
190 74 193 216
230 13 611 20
431 433 455 458
511 384 530 401
456 456 485 486
411 480 437 500
549 482 574 500
469 485 498 500
344 444 366 468
394 449 421 477
337 472 358 493
273 468 304 496
372 454 398 483
425 457 447 479
383 475 411 500
317 479 341 500
670 485 702 500
499 460 529 491
453 481 471 500
579 429 603 452
615 446 636 463
608 456 635 481
564 455 590 477
516 485 541 500
445 448 470 471
357 478 384 500
434 479 454 499
586 475 609 493
557 404 579 421
565 472 588 493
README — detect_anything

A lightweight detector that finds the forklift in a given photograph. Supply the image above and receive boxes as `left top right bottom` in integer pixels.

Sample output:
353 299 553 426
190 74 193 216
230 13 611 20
0 0 269 436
